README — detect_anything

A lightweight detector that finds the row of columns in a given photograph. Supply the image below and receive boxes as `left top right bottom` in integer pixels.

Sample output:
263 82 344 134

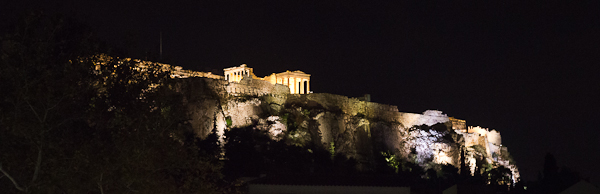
226 70 250 82
278 77 309 94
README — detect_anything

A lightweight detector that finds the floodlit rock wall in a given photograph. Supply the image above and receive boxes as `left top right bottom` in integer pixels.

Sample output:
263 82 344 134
175 78 227 137
175 77 290 139
175 77 518 181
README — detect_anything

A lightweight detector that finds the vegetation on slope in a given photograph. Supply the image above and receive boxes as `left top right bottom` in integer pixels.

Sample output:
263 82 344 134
0 13 223 193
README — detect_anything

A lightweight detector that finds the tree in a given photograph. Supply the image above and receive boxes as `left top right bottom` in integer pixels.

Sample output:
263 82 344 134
1 13 223 193
488 165 513 187
529 153 582 194
223 125 269 179
0 12 99 193
542 153 559 182
74 49 224 193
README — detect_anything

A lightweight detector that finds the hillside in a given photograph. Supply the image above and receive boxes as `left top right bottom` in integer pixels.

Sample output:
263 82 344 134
176 77 520 184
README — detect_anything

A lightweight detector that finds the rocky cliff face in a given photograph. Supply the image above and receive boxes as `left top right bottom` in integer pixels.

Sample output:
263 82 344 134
176 77 519 181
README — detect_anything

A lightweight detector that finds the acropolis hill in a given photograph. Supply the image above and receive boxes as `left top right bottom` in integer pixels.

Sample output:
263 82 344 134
164 63 520 183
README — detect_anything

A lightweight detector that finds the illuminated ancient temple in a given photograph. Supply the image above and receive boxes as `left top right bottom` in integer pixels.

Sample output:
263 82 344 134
223 64 254 82
223 64 311 94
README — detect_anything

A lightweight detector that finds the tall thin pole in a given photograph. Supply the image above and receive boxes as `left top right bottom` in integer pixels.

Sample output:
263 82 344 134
159 32 163 60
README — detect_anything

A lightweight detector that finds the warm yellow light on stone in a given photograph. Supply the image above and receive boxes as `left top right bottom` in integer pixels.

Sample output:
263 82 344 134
434 150 453 165
222 64 311 94
223 64 255 83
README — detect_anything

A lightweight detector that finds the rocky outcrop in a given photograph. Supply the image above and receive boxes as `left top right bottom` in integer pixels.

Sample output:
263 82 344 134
175 77 519 182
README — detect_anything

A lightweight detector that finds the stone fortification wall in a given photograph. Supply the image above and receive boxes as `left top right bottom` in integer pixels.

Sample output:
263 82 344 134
170 65 224 79
226 77 290 97
487 129 502 145
463 126 502 150
292 93 398 114
185 71 224 80
291 95 459 132
291 93 454 129
391 111 450 128
449 117 467 132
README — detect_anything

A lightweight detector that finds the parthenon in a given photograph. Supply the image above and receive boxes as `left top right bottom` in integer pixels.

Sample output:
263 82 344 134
223 64 311 94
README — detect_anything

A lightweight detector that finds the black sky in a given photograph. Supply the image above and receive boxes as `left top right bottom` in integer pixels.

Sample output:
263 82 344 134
2 0 599 185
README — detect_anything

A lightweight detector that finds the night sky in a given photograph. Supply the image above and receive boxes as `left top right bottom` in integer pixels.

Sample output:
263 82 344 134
3 0 600 185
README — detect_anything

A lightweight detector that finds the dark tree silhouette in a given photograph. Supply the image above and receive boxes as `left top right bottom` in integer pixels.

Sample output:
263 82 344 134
527 153 583 194
0 13 223 193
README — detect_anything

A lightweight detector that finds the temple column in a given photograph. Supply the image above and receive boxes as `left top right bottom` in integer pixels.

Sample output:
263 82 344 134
296 78 301 94
289 77 295 94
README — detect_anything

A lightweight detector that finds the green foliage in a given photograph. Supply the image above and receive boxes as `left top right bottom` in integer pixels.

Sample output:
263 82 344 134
279 113 289 125
302 108 311 117
329 142 336 160
488 165 513 186
380 151 422 174
287 129 310 147
285 114 299 132
381 151 402 173
225 116 232 127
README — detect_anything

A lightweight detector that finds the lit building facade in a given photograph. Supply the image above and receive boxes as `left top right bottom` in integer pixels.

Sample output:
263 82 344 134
223 64 255 82
223 64 311 94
